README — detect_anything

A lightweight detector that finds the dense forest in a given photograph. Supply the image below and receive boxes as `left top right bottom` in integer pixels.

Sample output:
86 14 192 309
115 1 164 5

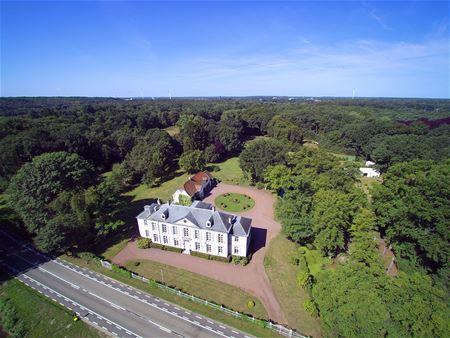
1 97 449 337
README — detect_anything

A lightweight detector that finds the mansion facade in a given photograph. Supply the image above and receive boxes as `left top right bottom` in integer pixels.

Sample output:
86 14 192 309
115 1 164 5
136 201 252 257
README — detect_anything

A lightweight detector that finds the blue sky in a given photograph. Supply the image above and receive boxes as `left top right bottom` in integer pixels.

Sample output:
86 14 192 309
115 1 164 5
1 1 449 98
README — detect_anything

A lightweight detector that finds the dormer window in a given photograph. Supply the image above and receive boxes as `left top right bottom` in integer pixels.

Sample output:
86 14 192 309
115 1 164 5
161 213 166 220
206 221 212 228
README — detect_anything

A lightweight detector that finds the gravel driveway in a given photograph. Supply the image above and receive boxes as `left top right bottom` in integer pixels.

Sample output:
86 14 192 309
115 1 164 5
113 183 286 324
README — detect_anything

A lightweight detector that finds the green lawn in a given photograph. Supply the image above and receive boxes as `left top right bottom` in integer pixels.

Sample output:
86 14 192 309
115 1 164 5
0 278 102 338
207 157 249 186
125 156 248 203
124 171 189 202
123 259 267 319
265 234 322 337
61 255 281 337
215 192 255 212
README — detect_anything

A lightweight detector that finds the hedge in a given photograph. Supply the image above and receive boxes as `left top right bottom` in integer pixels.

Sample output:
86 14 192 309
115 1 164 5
150 242 184 253
190 251 231 263
111 264 131 278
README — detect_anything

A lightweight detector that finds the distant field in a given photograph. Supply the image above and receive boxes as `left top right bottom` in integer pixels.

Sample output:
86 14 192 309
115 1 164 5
264 234 322 338
0 278 101 338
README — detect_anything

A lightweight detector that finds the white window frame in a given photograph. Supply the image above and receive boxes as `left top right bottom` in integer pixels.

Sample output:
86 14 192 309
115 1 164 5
218 234 223 243
162 224 167 233
145 230 150 237
194 230 199 239
173 239 179 246
234 246 239 254
218 246 223 254
195 242 200 251
172 226 178 235
183 228 189 237
163 235 168 244
153 234 158 242
152 222 156 231
206 244 212 253
234 236 239 242
206 232 211 241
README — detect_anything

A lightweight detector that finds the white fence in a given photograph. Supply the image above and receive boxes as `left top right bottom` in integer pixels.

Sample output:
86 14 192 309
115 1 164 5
100 260 308 338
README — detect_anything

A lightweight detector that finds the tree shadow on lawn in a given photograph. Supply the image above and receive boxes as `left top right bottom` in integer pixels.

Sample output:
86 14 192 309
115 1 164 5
92 196 156 257
250 227 267 255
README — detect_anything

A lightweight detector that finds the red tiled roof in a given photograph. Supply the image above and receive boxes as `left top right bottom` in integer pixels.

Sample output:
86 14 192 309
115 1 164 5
182 171 213 197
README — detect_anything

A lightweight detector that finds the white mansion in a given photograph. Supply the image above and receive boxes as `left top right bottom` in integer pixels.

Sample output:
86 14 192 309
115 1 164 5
136 201 252 257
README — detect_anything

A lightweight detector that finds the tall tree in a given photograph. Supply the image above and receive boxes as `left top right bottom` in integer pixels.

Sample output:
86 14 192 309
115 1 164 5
239 138 287 182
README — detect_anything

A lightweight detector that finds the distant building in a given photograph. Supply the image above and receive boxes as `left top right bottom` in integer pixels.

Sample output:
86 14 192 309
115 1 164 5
172 171 216 203
365 160 376 166
136 201 252 257
359 167 381 177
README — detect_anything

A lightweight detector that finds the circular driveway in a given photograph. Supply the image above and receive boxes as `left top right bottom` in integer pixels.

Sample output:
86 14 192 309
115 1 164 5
113 183 286 323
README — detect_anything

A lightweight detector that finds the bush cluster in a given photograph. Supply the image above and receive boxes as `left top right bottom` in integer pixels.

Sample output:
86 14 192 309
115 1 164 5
190 251 231 263
136 237 152 249
0 297 27 338
231 255 250 266
111 264 131 278
150 242 184 253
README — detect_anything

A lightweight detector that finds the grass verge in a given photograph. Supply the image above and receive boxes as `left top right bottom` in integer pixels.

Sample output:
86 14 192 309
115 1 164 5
0 277 102 338
265 234 322 337
61 255 282 338
122 259 266 318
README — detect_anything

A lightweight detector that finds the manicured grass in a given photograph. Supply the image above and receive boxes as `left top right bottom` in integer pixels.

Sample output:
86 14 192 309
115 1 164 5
215 192 255 212
125 171 189 202
125 156 248 203
100 238 130 261
208 157 249 186
0 278 102 338
61 255 282 337
163 125 180 136
265 234 322 337
123 259 267 319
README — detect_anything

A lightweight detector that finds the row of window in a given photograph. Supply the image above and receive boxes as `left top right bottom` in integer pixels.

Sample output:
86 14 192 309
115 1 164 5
147 232 229 254
143 220 239 242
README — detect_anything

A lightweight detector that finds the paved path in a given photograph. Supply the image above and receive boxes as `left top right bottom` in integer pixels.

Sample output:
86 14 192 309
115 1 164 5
0 230 253 338
113 183 286 324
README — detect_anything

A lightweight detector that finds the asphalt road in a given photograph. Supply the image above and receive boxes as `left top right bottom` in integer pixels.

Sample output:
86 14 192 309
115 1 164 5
0 230 254 338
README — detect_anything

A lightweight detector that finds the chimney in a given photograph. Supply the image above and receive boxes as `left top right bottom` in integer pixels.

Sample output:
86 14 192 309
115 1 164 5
212 206 215 212
157 199 161 205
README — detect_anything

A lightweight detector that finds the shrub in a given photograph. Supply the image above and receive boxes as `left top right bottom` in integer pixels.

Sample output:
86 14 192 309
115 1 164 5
191 251 231 263
247 299 255 309
111 264 131 278
137 237 152 249
150 242 183 253
303 299 318 316
0 297 27 338
77 252 99 263
148 279 158 288
232 256 249 266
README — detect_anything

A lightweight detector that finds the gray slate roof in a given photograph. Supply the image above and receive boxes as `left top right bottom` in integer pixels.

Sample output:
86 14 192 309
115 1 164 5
137 202 251 237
